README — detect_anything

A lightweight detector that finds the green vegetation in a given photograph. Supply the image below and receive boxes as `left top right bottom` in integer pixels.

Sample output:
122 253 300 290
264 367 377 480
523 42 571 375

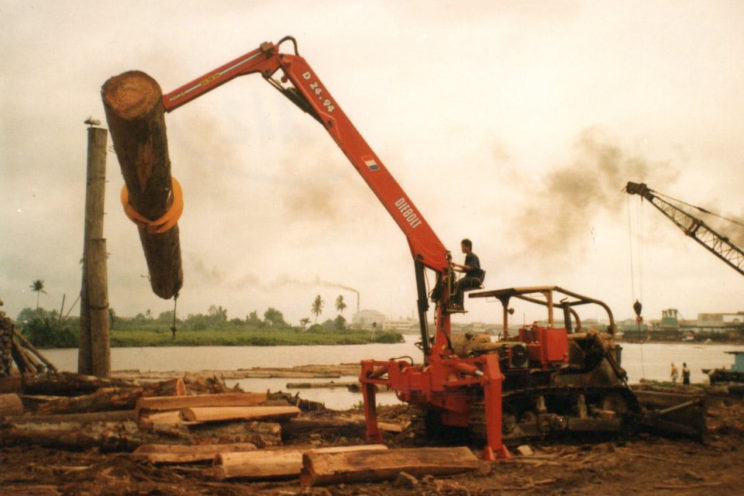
15 304 403 349
16 308 78 348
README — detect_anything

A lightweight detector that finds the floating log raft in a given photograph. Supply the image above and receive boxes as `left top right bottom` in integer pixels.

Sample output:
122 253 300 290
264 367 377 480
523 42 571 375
101 71 183 299
300 446 480 486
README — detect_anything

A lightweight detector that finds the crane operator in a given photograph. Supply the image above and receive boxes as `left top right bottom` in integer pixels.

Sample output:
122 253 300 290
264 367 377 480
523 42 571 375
451 238 484 309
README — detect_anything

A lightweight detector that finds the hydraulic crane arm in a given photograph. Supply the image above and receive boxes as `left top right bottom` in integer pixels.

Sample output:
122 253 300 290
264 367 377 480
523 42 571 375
625 181 744 276
163 36 450 274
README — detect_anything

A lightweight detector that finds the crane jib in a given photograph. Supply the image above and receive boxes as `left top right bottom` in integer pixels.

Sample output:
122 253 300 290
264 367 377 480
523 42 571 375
394 197 423 229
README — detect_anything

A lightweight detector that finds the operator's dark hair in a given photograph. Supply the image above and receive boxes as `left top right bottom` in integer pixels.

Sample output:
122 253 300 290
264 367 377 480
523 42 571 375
461 238 472 249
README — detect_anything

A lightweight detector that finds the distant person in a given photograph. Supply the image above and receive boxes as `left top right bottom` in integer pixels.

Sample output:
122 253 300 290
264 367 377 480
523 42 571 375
451 238 484 309
682 362 691 385
670 362 679 384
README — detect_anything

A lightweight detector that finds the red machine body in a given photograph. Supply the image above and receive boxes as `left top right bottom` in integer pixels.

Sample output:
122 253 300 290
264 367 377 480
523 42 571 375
159 37 633 461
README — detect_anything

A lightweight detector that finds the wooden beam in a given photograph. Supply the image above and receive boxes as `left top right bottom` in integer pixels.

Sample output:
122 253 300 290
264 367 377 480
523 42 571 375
180 405 300 423
135 391 266 417
0 393 23 416
133 442 257 464
300 446 480 486
214 445 388 480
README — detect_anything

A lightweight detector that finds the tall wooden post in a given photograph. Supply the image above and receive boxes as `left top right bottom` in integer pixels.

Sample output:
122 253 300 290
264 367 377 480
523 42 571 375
79 124 111 377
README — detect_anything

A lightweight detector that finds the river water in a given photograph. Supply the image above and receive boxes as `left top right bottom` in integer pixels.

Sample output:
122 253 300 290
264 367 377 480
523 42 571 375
42 335 744 410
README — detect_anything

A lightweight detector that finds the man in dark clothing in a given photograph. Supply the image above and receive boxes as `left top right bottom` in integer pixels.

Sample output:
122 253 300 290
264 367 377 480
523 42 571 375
682 362 691 385
451 238 484 308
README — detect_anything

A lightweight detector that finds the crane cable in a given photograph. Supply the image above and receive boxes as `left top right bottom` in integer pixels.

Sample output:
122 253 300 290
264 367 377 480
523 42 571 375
626 195 644 320
627 194 646 379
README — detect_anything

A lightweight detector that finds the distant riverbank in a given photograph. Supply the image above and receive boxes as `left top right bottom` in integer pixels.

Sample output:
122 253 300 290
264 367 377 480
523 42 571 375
107 327 403 347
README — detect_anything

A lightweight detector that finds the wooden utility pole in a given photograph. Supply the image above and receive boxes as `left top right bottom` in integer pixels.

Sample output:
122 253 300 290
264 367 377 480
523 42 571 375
79 123 111 377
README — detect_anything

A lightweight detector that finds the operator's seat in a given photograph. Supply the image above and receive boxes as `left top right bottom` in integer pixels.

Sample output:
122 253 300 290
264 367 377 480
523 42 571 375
464 270 486 292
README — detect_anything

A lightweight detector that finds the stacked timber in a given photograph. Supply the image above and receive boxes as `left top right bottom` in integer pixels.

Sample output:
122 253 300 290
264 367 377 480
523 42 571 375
0 307 57 377
0 308 13 376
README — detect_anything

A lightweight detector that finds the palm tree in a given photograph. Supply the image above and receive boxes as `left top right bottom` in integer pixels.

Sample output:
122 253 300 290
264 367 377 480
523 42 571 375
335 295 347 315
30 280 46 309
311 295 324 323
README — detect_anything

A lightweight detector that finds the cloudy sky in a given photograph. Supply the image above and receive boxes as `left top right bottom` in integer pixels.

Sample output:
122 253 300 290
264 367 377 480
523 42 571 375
2 1 743 327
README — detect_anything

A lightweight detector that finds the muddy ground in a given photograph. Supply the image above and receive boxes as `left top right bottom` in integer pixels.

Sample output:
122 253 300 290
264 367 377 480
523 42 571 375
2 382 743 496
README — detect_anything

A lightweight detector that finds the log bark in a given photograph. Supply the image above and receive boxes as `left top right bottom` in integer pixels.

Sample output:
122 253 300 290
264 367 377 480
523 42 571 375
25 410 135 424
11 329 57 373
0 419 145 451
24 378 186 415
21 372 144 396
101 70 182 299
213 444 387 480
181 405 300 423
0 393 23 416
133 442 257 464
300 446 480 486
135 391 265 418
0 376 22 394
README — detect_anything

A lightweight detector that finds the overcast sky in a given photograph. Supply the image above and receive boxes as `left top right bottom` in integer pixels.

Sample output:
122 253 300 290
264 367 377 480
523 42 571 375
2 0 743 327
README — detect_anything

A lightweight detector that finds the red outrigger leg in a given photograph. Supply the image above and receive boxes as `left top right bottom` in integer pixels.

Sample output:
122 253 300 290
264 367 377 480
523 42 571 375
360 360 384 443
481 353 512 461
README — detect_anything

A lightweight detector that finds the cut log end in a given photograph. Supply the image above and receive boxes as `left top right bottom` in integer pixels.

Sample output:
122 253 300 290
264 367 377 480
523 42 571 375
102 71 163 120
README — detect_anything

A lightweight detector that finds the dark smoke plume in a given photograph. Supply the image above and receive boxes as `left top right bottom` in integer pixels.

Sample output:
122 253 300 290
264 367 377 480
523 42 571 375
509 128 676 263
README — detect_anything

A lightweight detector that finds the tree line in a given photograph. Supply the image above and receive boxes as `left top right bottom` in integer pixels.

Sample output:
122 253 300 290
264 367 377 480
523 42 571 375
16 281 370 348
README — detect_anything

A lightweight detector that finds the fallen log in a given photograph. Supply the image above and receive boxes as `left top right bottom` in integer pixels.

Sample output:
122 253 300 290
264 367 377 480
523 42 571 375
283 415 404 438
0 393 23 416
101 70 183 299
214 444 388 480
12 329 57 373
25 378 186 415
133 442 257 464
181 405 300 423
23 410 135 424
300 446 480 486
187 421 282 448
0 375 22 394
286 381 358 389
21 372 146 396
0 419 145 451
135 391 266 417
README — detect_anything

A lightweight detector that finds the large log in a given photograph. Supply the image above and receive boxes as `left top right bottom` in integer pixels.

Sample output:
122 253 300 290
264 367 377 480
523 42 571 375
135 391 266 418
101 70 183 299
300 446 480 486
213 445 388 480
0 393 23 416
24 378 186 415
21 372 145 396
181 405 300 423
133 442 257 464
0 420 145 451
